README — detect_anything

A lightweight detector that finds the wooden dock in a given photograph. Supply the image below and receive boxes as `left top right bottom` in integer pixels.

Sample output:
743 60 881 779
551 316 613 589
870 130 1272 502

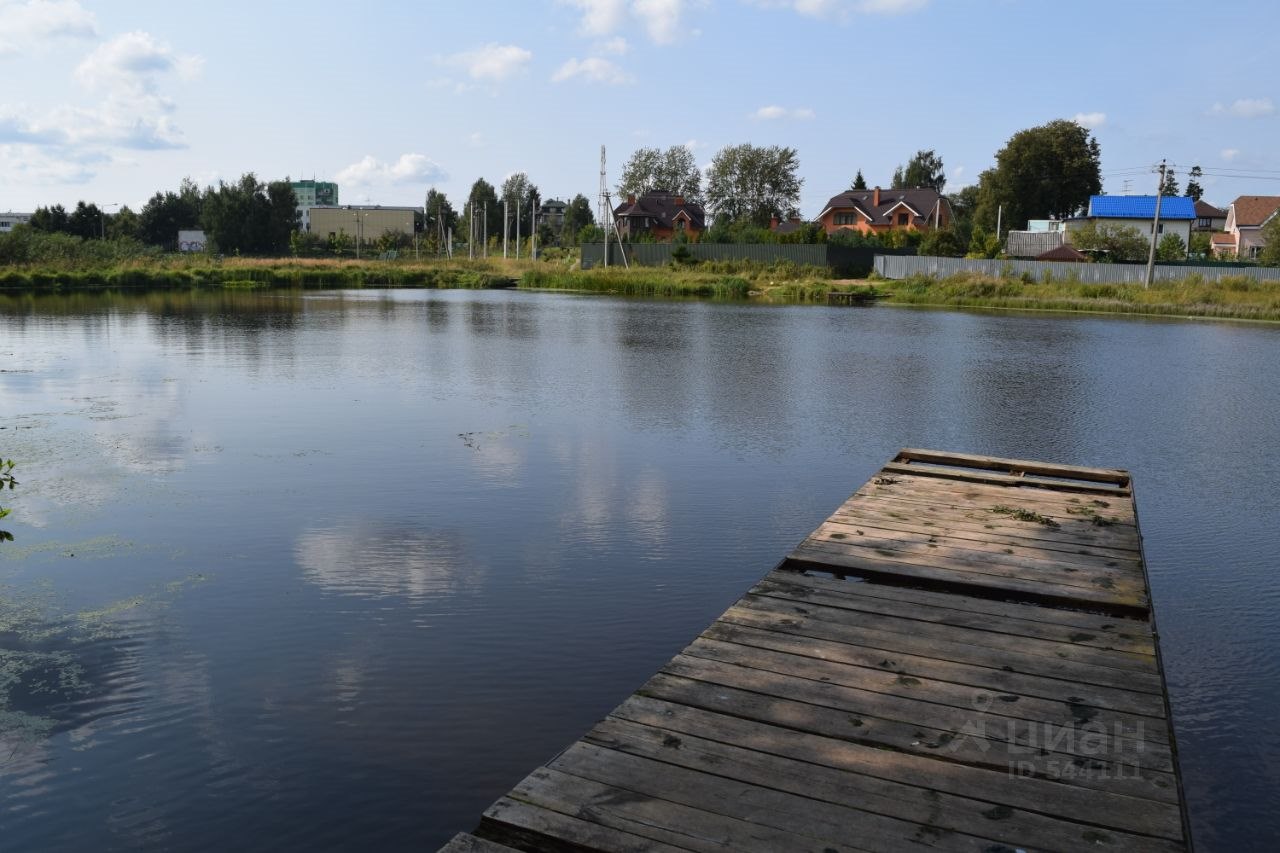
442 449 1190 852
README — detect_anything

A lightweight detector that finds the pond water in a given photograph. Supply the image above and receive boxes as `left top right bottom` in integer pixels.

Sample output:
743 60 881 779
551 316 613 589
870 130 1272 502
1 288 1278 850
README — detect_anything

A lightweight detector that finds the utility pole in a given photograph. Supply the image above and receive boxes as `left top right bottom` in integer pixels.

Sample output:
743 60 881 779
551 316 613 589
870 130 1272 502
531 197 537 261
503 198 509 258
469 203 475 260
483 203 488 257
515 195 521 260
1145 159 1167 289
995 205 1002 244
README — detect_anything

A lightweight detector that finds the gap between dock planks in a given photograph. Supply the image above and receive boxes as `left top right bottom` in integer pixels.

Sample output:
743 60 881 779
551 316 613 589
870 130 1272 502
442 449 1191 853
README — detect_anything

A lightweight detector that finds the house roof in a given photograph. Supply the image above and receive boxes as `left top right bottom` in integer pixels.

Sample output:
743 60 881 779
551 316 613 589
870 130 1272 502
1194 200 1226 218
1210 232 1236 246
819 188 949 226
1005 230 1064 258
1037 244 1089 262
614 190 705 230
1087 195 1196 220
1228 195 1280 227
771 219 807 234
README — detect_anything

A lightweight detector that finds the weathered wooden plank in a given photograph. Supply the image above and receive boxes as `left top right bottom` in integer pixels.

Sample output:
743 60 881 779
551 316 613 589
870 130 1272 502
879 461 1129 495
703 621 1165 718
505 766 870 853
655 654 1170 765
856 475 1138 524
437 833 524 853
895 448 1131 485
479 797 689 853
752 576 1156 655
765 569 1152 636
584 716 1184 852
613 692 1182 822
815 516 1143 572
551 741 1007 852
721 600 1164 695
680 636 1167 746
788 543 1149 614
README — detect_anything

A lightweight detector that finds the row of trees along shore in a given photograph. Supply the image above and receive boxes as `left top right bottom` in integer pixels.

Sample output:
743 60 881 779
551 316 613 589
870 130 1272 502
7 119 1279 265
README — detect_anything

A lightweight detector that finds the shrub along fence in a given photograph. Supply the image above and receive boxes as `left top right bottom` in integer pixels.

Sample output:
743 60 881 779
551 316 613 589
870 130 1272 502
874 254 1280 283
580 243 912 277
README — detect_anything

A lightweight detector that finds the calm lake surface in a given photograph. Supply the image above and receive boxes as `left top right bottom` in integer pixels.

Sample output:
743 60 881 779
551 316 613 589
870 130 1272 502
1 288 1278 850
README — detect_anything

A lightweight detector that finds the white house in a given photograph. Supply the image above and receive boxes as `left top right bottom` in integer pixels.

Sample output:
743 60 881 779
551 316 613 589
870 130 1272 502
0 212 32 233
1216 196 1280 259
1066 195 1195 247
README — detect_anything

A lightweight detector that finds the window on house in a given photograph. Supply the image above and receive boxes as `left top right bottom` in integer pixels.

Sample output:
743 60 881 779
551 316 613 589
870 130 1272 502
1197 218 1211 228
1157 223 1164 234
897 212 908 226
833 213 856 225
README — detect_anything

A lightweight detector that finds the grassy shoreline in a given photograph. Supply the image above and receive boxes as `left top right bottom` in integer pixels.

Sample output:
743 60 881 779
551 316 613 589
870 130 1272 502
2 257 1278 321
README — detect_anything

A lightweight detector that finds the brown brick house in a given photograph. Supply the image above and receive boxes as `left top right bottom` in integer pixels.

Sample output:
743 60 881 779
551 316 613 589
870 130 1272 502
613 190 705 242
816 186 952 236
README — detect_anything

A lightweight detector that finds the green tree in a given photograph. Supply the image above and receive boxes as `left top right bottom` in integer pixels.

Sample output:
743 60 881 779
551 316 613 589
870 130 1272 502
29 204 70 234
501 173 540 237
462 181 499 244
1188 231 1212 258
617 145 703 203
139 179 203 249
108 205 140 241
1259 215 1280 264
561 194 594 244
919 228 963 257
894 149 946 192
1156 232 1186 261
974 119 1102 232
67 201 105 239
1185 166 1204 202
705 143 802 227
947 184 981 247
851 169 867 190
1068 221 1148 262
266 181 299 253
1160 168 1179 198
426 187 461 251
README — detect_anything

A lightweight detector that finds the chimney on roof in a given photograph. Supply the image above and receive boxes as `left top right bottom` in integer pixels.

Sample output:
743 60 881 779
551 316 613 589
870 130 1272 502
675 195 684 206
627 194 636 205
770 215 779 230
873 186 881 207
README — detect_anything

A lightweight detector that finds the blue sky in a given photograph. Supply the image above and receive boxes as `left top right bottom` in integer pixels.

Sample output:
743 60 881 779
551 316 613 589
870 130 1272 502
2 0 1278 217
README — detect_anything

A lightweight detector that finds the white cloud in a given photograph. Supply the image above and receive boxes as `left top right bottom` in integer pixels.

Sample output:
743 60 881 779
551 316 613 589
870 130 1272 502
335 153 446 187
75 31 202 95
552 56 634 84
559 0 628 36
1221 148 1240 162
599 36 630 55
561 0 701 44
1073 111 1106 129
0 0 96 55
752 104 815 120
633 0 686 43
445 43 532 82
748 0 928 18
1210 98 1275 118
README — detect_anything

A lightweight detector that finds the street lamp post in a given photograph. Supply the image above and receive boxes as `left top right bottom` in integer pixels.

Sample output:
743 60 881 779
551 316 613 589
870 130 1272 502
101 202 120 240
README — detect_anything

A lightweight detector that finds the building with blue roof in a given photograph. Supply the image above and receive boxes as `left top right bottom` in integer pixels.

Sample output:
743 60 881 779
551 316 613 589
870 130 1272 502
1065 195 1194 253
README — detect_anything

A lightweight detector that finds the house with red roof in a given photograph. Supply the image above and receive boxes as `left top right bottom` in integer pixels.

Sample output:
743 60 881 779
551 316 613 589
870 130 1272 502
613 191 705 242
1214 196 1280 258
815 186 951 237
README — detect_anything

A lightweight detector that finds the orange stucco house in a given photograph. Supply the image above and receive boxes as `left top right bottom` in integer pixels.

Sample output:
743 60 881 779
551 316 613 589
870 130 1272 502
613 190 705 242
816 186 952 236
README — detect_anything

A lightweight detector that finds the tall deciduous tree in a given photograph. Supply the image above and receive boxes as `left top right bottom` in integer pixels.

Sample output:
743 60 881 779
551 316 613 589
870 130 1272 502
500 173 540 237
464 180 500 243
562 194 594 243
894 149 946 192
139 178 203 249
67 201 104 239
705 143 802 227
200 173 295 255
617 145 703 203
1259 215 1280 264
974 119 1102 231
427 188 460 248
29 204 70 234
1184 166 1204 202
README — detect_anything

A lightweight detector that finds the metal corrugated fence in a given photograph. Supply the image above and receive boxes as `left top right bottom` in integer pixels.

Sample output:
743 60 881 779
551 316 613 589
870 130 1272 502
873 255 1280 283
580 243 910 275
